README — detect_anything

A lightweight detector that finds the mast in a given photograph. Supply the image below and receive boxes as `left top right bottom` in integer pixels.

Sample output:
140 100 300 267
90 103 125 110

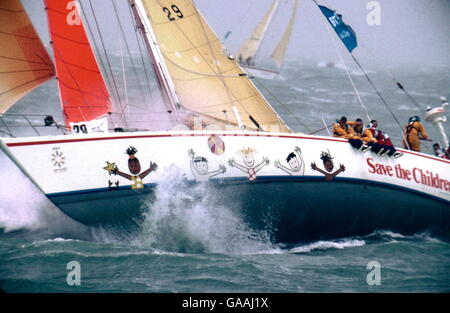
129 0 181 121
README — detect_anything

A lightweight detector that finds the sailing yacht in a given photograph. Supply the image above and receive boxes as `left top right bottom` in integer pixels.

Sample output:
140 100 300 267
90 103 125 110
0 0 448 242
237 0 298 79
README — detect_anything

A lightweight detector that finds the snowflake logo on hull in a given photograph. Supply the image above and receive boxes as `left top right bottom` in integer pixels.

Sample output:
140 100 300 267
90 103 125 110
51 147 67 172
52 150 65 168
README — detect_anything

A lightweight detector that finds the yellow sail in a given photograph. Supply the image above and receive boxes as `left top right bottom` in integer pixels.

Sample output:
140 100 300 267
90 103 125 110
0 0 54 114
140 0 290 132
272 0 298 68
237 0 279 64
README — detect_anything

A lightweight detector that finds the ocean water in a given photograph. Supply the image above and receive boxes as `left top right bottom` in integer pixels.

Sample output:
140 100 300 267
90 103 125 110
1 60 449 293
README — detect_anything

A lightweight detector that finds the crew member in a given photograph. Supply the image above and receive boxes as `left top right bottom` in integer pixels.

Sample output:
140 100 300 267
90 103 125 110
348 118 376 144
332 116 356 139
403 116 431 152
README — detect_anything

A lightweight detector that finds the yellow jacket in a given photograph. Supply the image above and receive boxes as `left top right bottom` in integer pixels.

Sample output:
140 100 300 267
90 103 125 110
332 123 356 139
347 121 376 143
403 121 429 152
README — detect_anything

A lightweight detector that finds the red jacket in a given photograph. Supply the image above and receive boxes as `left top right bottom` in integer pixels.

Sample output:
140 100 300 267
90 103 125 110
376 130 393 147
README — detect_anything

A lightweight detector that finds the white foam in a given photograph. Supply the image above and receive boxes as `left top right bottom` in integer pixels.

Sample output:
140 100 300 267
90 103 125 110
289 239 365 253
0 153 86 235
133 165 277 255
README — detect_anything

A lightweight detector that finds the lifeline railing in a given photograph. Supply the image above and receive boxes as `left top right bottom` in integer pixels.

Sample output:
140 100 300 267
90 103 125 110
0 113 68 138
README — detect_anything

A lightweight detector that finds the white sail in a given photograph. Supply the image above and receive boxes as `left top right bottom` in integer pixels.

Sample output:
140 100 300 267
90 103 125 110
237 0 280 66
271 0 299 68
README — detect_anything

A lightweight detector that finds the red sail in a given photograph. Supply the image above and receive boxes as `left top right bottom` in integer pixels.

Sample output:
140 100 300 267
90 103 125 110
45 0 111 125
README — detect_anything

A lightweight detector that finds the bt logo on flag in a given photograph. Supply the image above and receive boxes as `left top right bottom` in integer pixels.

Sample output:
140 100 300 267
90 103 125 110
328 15 340 28
340 31 351 39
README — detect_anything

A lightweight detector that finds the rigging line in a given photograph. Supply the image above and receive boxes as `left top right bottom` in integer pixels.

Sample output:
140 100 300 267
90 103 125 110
252 78 312 132
162 54 243 78
152 1 286 130
193 6 246 114
111 0 148 102
53 45 90 122
0 69 52 74
321 0 426 114
130 2 178 117
53 55 100 73
396 81 427 114
86 0 124 111
317 0 413 148
77 1 116 106
0 55 50 65
119 36 130 118
350 54 403 128
0 31 39 40
155 1 255 123
0 74 54 96
319 8 371 122
351 54 414 150
192 9 289 131
357 41 426 114
127 1 156 102
308 122 334 135
321 117 332 136
83 0 128 126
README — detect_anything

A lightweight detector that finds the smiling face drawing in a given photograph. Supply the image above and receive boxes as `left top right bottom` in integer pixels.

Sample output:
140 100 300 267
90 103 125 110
286 152 300 171
323 159 334 173
194 159 209 175
243 153 255 167
288 157 300 171
128 158 141 175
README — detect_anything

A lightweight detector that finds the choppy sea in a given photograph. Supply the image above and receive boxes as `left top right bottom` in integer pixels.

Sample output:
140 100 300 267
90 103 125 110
1 59 449 293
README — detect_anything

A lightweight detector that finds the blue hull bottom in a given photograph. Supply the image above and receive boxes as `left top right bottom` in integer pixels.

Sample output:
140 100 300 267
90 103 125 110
48 177 450 243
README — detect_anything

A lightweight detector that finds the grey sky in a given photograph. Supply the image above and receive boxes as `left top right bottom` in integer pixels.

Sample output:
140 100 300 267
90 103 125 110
197 0 450 67
23 0 450 67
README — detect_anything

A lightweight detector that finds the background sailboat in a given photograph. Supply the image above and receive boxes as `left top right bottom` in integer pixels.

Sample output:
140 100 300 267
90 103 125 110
237 0 299 79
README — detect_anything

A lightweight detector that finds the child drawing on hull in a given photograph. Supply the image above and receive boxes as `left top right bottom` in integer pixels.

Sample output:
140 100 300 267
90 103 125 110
311 150 345 181
103 146 157 189
228 147 269 181
188 149 226 182
274 146 305 175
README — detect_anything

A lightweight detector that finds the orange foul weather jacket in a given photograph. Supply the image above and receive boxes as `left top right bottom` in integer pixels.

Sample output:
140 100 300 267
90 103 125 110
332 123 357 139
403 121 429 152
347 121 377 143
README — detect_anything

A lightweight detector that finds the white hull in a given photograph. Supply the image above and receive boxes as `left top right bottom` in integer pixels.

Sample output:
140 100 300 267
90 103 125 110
1 131 449 241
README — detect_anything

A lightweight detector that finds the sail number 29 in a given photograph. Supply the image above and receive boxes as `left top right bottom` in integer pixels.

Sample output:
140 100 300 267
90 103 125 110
162 5 184 21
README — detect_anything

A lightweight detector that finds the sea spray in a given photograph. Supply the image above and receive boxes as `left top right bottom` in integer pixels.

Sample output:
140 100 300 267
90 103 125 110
0 153 88 238
289 239 365 254
132 166 279 254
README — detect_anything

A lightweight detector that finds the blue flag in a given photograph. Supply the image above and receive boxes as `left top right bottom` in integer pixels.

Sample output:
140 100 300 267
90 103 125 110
318 5 357 53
